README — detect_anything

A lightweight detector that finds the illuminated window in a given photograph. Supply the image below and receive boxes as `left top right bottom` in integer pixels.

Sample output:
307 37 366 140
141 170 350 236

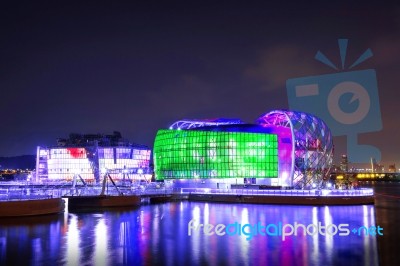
154 129 278 180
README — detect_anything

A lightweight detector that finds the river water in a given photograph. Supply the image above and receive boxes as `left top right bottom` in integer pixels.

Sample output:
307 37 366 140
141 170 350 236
0 183 399 266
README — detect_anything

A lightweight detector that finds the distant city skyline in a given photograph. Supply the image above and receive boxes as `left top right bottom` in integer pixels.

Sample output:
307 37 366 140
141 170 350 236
0 1 399 167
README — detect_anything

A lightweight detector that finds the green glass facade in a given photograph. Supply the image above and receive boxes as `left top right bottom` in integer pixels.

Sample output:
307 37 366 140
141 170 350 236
154 129 278 180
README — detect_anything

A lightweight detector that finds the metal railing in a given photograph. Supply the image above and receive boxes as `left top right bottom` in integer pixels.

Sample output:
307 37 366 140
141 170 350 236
0 181 374 200
180 188 374 197
0 187 56 201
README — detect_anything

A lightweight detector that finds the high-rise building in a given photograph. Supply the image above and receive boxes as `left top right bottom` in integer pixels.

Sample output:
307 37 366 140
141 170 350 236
340 154 348 172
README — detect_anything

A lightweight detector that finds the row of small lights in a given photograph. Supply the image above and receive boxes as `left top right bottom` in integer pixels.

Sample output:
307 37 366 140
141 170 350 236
336 173 387 179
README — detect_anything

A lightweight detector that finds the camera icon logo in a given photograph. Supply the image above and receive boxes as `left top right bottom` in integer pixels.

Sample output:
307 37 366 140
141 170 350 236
286 39 382 162
328 80 370 125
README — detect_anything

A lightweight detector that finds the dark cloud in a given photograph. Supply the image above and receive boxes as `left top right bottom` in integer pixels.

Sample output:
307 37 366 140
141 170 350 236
244 45 326 90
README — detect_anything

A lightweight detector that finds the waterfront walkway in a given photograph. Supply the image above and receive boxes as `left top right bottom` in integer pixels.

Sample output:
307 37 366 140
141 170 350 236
0 181 374 202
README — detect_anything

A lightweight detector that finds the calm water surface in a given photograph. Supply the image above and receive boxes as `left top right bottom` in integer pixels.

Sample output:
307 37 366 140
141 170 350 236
1 183 399 266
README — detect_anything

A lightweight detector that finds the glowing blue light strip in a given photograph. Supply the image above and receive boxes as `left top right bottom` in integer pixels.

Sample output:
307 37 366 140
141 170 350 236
180 188 373 197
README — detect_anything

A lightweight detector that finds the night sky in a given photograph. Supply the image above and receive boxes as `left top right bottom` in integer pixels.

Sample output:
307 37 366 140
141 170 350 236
1 1 399 167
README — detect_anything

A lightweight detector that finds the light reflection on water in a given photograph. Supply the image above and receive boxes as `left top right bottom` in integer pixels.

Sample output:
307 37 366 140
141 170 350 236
0 201 380 265
65 214 80 266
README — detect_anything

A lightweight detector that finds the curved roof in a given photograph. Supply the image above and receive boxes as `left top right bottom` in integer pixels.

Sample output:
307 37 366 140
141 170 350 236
169 118 244 130
257 110 332 148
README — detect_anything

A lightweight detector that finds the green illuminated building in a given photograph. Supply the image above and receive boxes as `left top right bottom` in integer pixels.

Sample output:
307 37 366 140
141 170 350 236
154 129 278 180
153 110 333 189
